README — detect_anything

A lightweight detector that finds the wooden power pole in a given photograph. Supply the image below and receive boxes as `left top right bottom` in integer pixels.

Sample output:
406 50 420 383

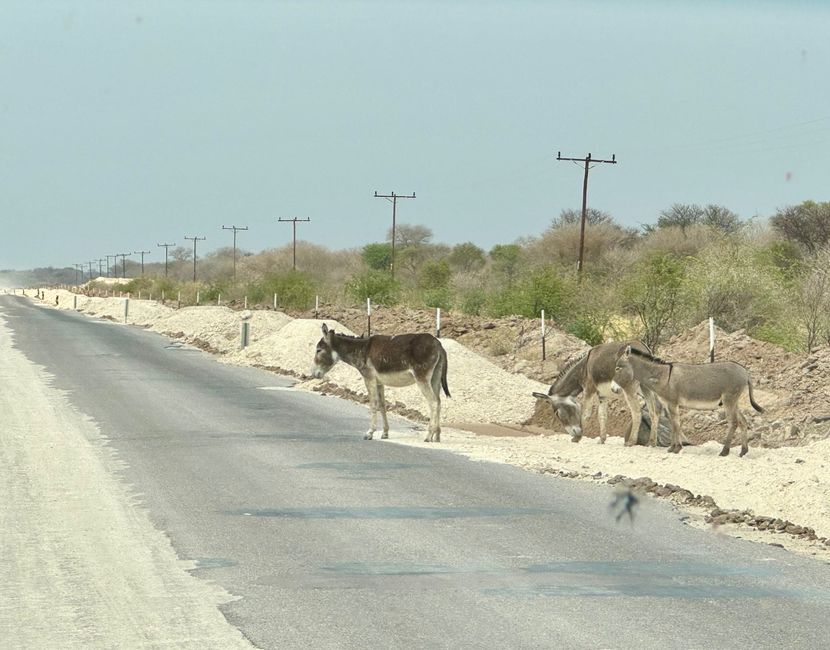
373 191 416 279
556 152 617 276
278 218 310 270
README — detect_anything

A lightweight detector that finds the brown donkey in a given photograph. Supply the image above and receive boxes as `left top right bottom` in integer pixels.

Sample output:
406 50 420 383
311 324 450 442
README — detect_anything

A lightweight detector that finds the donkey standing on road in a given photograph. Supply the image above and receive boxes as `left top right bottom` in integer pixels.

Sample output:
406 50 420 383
532 340 660 446
311 324 450 442
612 346 764 457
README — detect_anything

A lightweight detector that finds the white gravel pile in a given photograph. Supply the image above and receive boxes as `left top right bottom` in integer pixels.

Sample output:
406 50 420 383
224 318 348 370
148 306 292 354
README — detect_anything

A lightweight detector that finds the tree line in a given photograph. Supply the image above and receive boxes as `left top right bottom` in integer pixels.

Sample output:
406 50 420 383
19 199 830 353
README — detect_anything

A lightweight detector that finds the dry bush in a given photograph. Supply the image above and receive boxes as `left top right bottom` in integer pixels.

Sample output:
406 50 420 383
523 223 637 275
637 224 720 258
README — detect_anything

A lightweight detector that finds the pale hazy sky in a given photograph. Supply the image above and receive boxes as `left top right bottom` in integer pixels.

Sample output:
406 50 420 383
1 0 829 270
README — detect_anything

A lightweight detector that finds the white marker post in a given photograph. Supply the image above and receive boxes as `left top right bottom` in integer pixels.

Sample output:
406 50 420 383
177 291 181 309
315 295 319 319
273 293 278 310
709 317 716 362
217 294 221 306
196 291 200 306
436 308 441 339
367 298 372 336
541 309 546 361
244 296 248 309
124 297 129 323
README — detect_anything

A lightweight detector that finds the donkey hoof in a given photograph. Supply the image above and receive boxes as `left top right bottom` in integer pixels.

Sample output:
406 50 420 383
719 447 730 457
381 432 389 439
364 431 374 440
624 439 636 447
570 435 582 443
739 446 748 457
598 438 606 445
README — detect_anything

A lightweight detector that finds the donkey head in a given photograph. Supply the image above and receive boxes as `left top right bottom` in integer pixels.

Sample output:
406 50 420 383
311 323 339 378
611 345 635 394
532 391 582 438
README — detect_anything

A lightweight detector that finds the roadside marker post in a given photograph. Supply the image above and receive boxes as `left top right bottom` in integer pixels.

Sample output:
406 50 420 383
124 298 129 324
709 317 716 362
541 309 546 361
367 298 372 337
436 308 441 339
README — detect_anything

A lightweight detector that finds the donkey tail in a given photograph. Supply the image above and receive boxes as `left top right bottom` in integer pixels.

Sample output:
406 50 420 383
748 380 764 413
440 346 451 398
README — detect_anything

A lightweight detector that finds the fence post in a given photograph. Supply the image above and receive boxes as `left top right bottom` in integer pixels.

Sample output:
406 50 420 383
709 317 716 362
541 309 546 361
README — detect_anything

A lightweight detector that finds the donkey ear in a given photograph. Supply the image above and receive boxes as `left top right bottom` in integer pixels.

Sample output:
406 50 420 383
624 345 632 358
321 323 329 335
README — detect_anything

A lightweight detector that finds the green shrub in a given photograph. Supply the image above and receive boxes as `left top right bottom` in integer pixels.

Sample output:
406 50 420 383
346 270 399 305
421 287 453 310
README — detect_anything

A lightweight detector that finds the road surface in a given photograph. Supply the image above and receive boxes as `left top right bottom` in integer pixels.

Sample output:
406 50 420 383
2 294 830 649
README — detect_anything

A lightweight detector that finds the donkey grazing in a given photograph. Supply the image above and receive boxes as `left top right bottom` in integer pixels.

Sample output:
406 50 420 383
612 346 764 457
311 324 450 442
532 340 660 446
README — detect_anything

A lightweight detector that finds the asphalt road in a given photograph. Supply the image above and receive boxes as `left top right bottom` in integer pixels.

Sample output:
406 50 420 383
4 294 830 649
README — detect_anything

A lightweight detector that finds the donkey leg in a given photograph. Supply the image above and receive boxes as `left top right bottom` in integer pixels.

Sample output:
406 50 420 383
597 397 608 444
738 410 749 457
667 406 683 453
577 389 595 443
622 386 641 446
644 391 660 447
719 406 738 457
416 379 440 442
363 378 378 440
377 384 390 439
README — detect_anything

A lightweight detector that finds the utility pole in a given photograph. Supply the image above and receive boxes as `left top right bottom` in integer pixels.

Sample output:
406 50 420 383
222 225 248 282
134 250 151 276
106 255 116 278
87 261 95 279
74 264 83 284
556 152 616 277
277 218 310 271
157 242 176 277
98 259 106 277
184 235 206 282
373 191 415 279
117 253 132 278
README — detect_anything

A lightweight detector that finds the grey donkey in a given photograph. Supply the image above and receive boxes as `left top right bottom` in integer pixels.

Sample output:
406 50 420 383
533 340 660 446
612 345 764 457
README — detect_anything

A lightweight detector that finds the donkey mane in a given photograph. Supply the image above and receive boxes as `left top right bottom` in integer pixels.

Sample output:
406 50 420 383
553 351 589 383
628 346 670 365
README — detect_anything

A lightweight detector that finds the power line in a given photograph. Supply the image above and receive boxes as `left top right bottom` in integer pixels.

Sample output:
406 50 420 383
157 243 176 277
373 191 416 279
134 250 151 277
183 236 206 282
222 225 248 282
277 218 310 271
556 152 617 277
116 253 132 279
